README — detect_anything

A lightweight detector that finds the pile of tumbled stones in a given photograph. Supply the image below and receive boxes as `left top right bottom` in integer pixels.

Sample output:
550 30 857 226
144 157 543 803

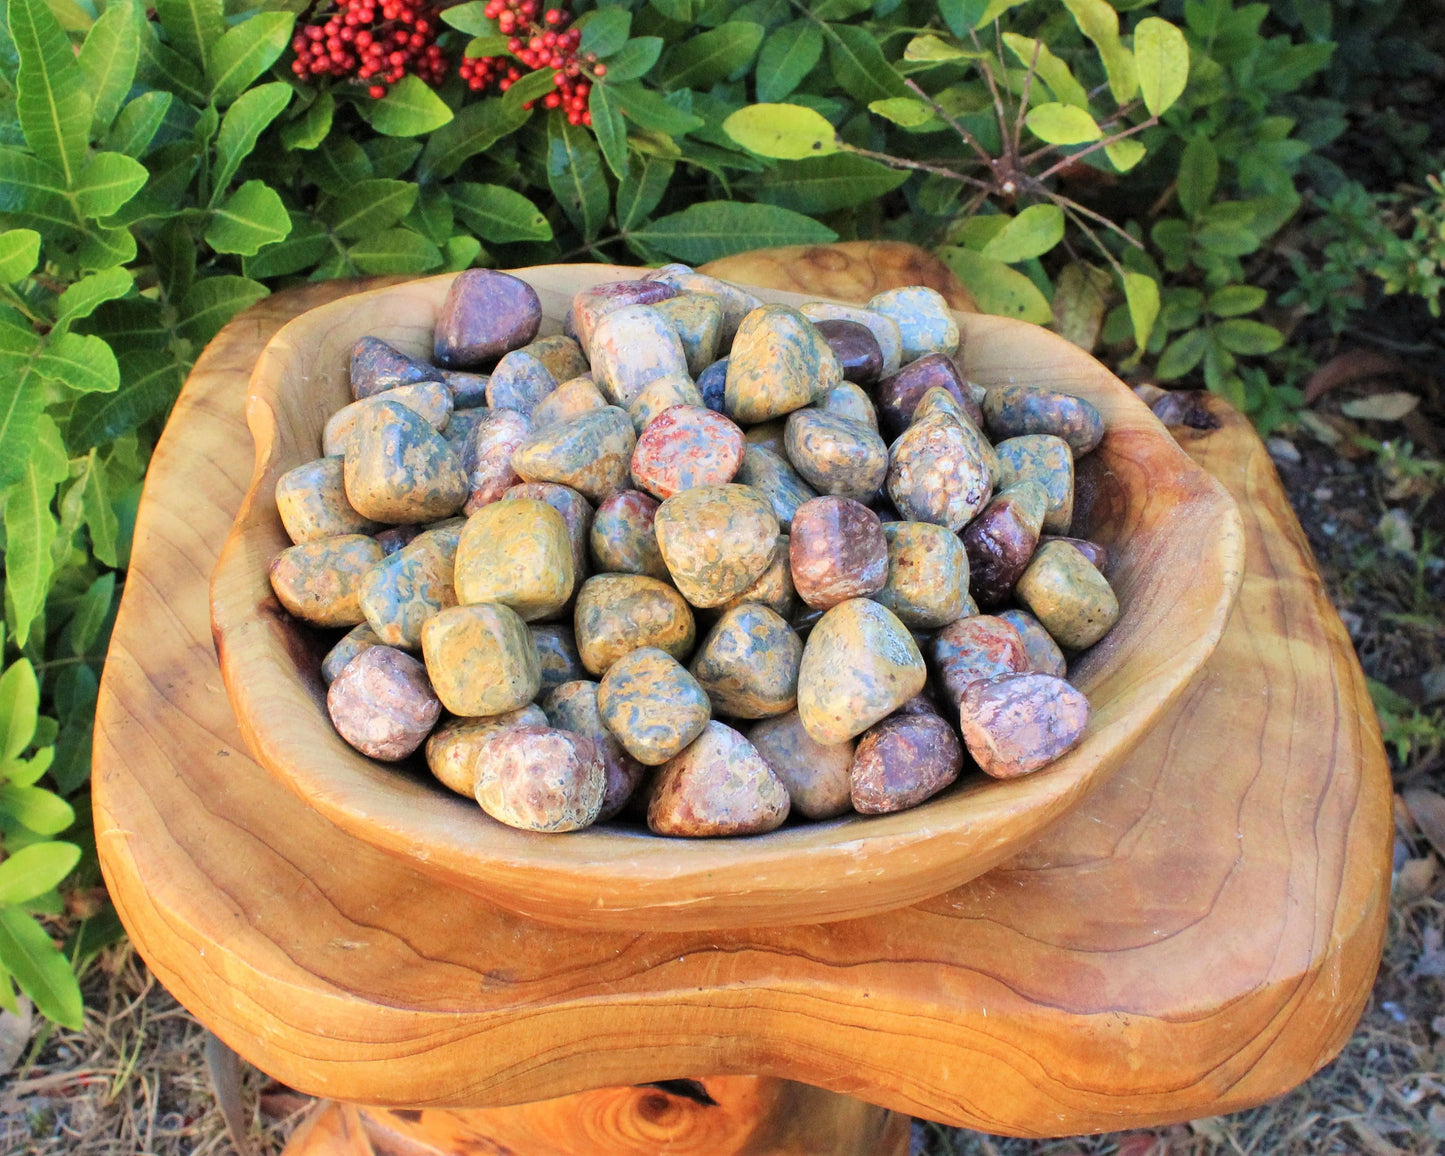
268 266 1120 837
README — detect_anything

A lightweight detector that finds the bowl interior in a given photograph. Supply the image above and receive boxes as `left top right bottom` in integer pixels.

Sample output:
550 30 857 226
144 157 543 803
211 264 1244 931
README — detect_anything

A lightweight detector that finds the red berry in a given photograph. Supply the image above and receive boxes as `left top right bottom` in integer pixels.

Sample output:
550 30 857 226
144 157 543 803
592 63 605 77
370 84 386 98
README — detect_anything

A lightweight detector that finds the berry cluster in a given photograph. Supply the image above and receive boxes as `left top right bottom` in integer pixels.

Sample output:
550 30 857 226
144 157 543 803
460 0 604 125
291 0 447 99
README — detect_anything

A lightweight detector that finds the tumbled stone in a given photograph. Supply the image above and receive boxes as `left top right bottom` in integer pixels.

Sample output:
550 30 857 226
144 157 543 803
645 267 763 345
374 525 421 556
343 400 467 523
747 710 854 820
434 269 542 368
597 646 711 765
1014 540 1119 650
532 376 606 430
726 305 840 424
461 408 529 514
867 286 959 361
719 534 797 620
425 706 548 796
927 615 1030 702
789 496 888 610
897 690 943 716
874 521 970 628
589 305 691 408
486 349 557 416
911 386 997 478
626 374 704 433
350 336 443 400
327 645 440 760
443 407 487 460
796 599 927 744
733 445 815 532
647 721 790 836
571 280 679 354
696 357 728 412
915 371 985 428
798 302 904 376
875 353 973 441
994 435 1074 534
962 481 1048 607
454 498 574 621
324 382 453 457
531 623 588 693
504 482 593 586
744 419 787 456
653 293 725 377
817 382 878 430
784 410 888 502
421 602 540 716
322 622 383 684
575 573 696 675
886 412 991 530
812 318 883 385
997 609 1067 678
473 726 606 832
511 406 636 504
850 712 962 814
983 385 1105 456
270 534 385 627
589 489 669 580
442 370 490 409
526 335 590 382
958 672 1089 777
543 680 645 821
276 456 380 544
654 484 779 608
358 523 460 648
1042 535 1108 571
630 404 745 500
689 603 802 719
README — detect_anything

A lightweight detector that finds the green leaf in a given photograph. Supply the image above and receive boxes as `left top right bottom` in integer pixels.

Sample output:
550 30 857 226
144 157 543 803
205 179 290 255
106 91 173 158
756 21 822 104
1155 326 1209 380
3 414 68 647
936 0 987 36
825 23 907 103
447 183 551 243
1207 285 1266 318
868 97 940 130
347 228 443 275
208 11 295 107
440 1 492 35
1133 17 1189 118
0 843 80 905
79 456 118 567
980 203 1065 263
744 153 906 215
321 178 418 240
0 907 83 1029
0 230 42 283
365 75 453 137
630 201 835 264
579 7 631 57
135 14 207 105
1105 138 1146 172
442 235 482 271
658 21 764 90
78 0 140 138
281 91 333 151
723 103 836 159
1024 103 1101 145
599 37 663 83
939 247 1052 324
35 331 120 394
616 156 673 232
74 151 148 218
0 348 46 492
1177 133 1217 221
502 67 557 112
546 112 609 242
10 0 91 185
67 349 184 449
1216 319 1283 355
607 83 704 135
416 98 529 182
904 33 983 64
0 659 40 764
53 266 132 333
178 275 268 346
1121 269 1160 350
212 82 292 197
589 82 628 180
154 0 224 72
1060 0 1137 104
1001 33 1089 108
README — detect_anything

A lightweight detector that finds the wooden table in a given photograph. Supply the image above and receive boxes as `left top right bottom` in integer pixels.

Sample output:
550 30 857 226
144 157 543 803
92 246 1392 1154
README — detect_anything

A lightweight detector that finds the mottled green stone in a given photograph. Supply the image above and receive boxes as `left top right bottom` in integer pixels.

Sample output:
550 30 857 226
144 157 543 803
744 419 787 456
275 456 381 544
747 710 854 820
647 721 790 837
589 489 669 580
473 725 606 832
589 304 691 407
342 399 468 524
421 602 540 716
784 410 889 503
998 608 1067 678
532 376 607 430
524 335 590 382
324 382 453 457
646 267 763 345
719 535 797 621
817 382 878 429
654 484 779 608
530 623 588 693
798 301 904 375
874 521 970 628
689 603 802 719
734 445 816 532
653 293 725 377
913 386 998 480
796 598 927 744
597 646 711 765
626 374 704 434
486 348 557 416
867 286 960 361
453 498 574 622
574 573 696 675
269 533 386 627
510 405 636 504
542 679 644 821
982 385 1105 456
1013 540 1119 650
358 522 461 648
725 305 841 424
424 706 548 796
886 412 992 531
993 434 1075 534
321 622 384 684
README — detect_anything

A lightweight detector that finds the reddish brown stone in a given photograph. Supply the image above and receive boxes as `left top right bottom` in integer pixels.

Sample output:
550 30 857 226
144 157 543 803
326 645 441 761
646 721 790 836
850 712 962 814
788 496 888 610
927 615 1030 702
962 481 1048 607
472 725 606 832
589 489 669 580
957 672 1089 777
433 270 542 369
874 353 973 440
812 319 884 385
629 404 745 500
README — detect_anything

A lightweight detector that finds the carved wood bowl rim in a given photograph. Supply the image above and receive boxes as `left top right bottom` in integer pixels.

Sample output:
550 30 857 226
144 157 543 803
210 263 1245 932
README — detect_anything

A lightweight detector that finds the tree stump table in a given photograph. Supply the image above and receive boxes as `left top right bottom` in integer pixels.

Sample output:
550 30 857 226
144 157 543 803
92 244 1392 1155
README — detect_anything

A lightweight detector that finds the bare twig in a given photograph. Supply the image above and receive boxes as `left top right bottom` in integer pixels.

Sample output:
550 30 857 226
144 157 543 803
1033 115 1158 183
1011 38 1042 165
842 145 993 190
903 78 994 167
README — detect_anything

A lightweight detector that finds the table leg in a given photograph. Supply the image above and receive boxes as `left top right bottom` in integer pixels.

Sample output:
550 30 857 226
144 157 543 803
281 1076 911 1155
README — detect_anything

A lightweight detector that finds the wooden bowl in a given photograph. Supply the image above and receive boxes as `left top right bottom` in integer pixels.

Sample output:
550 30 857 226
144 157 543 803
211 264 1244 931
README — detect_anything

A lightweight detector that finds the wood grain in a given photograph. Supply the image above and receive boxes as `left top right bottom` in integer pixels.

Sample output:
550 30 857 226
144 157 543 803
210 263 1243 931
94 248 1391 1137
